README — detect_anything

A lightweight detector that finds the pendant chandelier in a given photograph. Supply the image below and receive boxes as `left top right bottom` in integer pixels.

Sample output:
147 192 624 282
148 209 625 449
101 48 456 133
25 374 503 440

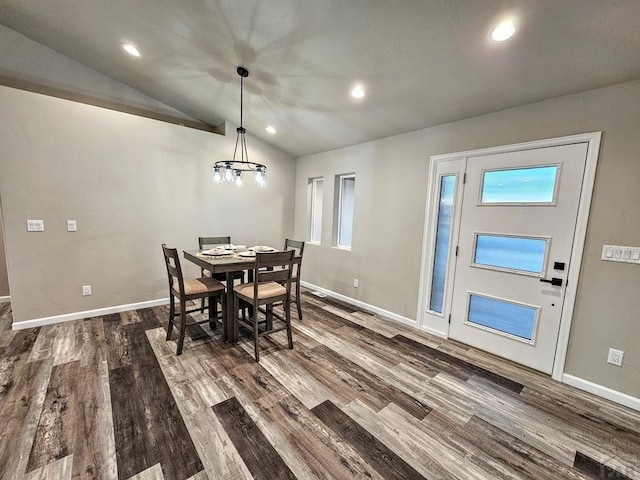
212 66 267 187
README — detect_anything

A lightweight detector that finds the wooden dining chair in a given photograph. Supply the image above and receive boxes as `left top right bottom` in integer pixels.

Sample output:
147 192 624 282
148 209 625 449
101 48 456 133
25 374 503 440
233 250 295 362
198 236 245 312
162 244 226 355
283 238 305 320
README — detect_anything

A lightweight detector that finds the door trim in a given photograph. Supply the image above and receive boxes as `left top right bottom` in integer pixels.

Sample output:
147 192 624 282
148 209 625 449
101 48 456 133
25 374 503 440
417 132 602 381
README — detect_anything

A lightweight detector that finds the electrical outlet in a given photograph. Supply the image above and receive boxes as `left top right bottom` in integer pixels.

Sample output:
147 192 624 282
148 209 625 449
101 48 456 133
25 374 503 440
67 220 77 232
607 348 624 367
82 285 92 296
26 220 44 232
353 278 359 288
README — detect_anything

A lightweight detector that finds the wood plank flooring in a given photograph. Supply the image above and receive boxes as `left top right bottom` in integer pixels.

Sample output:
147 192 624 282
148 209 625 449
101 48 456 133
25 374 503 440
0 294 639 479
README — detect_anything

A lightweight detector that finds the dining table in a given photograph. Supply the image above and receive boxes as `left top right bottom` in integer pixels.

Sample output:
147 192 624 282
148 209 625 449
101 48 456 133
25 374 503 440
183 248 300 343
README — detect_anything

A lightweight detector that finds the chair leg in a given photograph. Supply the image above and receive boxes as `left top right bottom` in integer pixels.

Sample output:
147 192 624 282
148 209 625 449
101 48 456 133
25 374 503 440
200 268 206 313
176 302 187 356
233 295 240 344
296 280 303 320
266 304 273 331
166 294 175 340
285 298 294 350
253 301 260 362
209 295 217 330
220 293 226 336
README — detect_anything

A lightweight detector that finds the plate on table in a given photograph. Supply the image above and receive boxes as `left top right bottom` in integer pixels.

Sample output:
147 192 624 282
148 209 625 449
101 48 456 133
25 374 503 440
250 246 276 253
202 249 233 256
238 250 256 257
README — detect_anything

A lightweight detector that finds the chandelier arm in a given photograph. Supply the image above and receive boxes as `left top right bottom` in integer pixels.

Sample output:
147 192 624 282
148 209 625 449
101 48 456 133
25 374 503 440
242 132 249 164
214 160 265 171
232 130 240 163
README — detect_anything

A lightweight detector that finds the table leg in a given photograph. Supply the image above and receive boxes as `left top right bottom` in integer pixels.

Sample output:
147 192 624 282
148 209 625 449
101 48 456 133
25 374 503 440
225 272 235 343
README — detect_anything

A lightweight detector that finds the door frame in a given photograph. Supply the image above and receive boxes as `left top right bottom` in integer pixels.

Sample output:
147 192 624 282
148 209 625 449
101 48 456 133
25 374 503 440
417 132 602 380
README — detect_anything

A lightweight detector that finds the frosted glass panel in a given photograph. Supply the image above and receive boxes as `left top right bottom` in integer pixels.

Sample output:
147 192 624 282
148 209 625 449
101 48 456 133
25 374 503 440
481 166 558 203
429 175 456 313
467 294 537 341
338 176 355 248
474 234 547 274
310 179 323 242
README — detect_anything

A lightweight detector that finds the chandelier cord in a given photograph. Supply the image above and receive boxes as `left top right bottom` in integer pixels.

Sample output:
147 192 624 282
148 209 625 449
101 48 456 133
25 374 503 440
240 75 244 129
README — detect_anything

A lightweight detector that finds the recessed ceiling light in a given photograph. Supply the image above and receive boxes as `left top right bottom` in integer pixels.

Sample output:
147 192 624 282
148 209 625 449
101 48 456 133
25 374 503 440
122 43 141 57
351 85 366 99
265 126 277 134
491 20 517 42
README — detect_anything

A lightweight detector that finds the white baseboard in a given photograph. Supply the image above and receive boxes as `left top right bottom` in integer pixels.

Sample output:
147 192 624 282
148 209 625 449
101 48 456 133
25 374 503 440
0 295 10 304
300 281 416 328
12 298 170 330
562 373 640 412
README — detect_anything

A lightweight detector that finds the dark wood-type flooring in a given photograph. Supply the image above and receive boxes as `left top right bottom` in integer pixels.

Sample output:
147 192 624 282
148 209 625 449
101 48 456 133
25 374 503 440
0 294 639 479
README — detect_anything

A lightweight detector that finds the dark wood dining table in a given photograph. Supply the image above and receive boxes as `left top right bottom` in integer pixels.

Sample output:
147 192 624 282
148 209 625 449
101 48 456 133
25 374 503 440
183 249 300 343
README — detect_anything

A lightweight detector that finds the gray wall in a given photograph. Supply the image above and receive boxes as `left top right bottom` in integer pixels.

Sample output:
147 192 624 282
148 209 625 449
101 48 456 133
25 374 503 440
0 202 9 297
294 80 640 399
0 86 295 324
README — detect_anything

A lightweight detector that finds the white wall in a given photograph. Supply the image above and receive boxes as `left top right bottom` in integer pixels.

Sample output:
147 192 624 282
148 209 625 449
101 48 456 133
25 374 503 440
0 86 295 324
294 80 640 399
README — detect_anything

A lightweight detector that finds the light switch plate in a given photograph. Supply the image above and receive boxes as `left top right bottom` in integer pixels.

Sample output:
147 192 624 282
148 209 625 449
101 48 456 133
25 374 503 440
67 220 77 232
26 220 44 232
601 245 640 265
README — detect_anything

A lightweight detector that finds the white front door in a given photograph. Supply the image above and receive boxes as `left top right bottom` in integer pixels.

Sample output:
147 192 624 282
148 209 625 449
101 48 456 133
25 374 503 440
448 143 588 373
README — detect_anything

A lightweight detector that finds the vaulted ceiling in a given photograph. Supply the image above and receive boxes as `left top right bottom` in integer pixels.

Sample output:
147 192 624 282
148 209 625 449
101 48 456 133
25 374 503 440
2 0 640 157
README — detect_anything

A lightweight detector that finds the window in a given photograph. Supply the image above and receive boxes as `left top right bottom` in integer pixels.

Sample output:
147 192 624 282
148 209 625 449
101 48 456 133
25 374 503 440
480 165 558 204
429 175 456 313
309 177 323 243
336 174 355 248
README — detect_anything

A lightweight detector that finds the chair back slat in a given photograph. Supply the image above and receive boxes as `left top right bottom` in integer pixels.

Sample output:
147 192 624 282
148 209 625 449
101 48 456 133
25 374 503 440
258 268 290 283
199 236 231 249
167 263 180 278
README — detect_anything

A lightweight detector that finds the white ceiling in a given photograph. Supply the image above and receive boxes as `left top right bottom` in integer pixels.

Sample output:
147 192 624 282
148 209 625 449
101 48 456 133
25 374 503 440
1 0 640 157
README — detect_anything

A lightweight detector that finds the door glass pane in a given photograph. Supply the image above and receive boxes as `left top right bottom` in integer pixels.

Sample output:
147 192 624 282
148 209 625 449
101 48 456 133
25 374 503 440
473 234 547 274
467 294 537 341
429 175 456 313
481 166 558 203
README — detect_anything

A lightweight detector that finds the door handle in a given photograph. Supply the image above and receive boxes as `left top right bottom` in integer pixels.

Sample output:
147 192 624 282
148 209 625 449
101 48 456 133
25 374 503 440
540 277 563 287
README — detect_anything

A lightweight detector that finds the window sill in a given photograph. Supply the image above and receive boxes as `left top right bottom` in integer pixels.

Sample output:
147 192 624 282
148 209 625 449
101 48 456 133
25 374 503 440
307 241 321 246
332 246 352 252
